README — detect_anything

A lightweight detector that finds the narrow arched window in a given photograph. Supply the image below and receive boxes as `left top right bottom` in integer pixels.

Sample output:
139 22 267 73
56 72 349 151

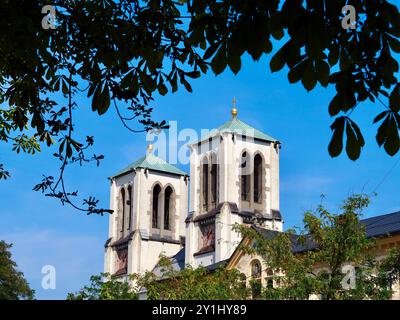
251 260 262 298
251 260 262 279
201 157 209 211
119 188 125 234
164 186 173 230
152 184 161 229
266 268 274 288
210 153 218 208
240 152 251 202
127 185 132 230
254 154 263 203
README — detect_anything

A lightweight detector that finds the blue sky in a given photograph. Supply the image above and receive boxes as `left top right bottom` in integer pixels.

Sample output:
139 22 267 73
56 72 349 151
1 53 400 299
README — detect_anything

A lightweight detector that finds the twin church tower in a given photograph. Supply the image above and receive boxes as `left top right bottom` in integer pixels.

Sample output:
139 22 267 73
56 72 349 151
104 104 282 276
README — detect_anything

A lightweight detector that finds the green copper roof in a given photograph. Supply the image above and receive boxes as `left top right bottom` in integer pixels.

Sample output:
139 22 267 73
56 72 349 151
111 153 187 178
195 117 278 144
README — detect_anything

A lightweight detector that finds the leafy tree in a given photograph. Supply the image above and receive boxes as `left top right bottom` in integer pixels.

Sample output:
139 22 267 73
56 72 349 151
71 256 248 300
136 255 249 300
66 273 138 300
235 194 400 300
2 1 400 214
70 199 400 301
0 241 35 300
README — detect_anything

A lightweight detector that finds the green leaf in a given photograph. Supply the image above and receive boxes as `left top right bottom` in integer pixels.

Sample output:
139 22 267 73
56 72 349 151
186 71 201 79
345 119 365 160
227 52 241 74
157 83 168 96
204 43 219 60
181 77 193 93
270 46 285 72
62 79 69 95
301 61 317 91
328 117 345 157
288 60 307 83
376 113 400 156
315 60 330 87
211 43 227 75
97 84 110 115
329 94 343 116
389 84 400 111
270 14 284 40
374 111 389 124
66 142 73 158
339 49 351 71
387 34 400 53
92 85 102 112
328 46 339 67
171 72 178 93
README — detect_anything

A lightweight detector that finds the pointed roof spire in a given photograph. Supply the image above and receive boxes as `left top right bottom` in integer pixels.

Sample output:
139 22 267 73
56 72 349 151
231 97 238 118
147 143 154 154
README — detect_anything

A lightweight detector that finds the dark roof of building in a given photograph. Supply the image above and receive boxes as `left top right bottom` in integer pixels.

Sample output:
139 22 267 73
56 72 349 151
108 231 135 248
237 208 283 222
192 203 225 222
151 247 229 278
193 245 215 256
253 211 400 253
205 259 229 271
152 247 186 277
252 226 316 253
361 211 400 238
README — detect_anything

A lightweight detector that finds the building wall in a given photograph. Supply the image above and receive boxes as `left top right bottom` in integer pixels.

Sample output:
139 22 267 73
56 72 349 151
105 167 188 277
137 239 182 274
215 203 242 262
186 130 281 268
189 133 280 216
228 237 400 300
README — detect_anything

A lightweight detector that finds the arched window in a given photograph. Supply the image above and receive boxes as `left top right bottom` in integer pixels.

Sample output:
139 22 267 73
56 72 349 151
254 154 263 203
250 260 262 298
119 188 126 235
152 184 161 229
164 186 173 230
251 260 262 278
210 153 218 208
201 157 209 212
265 268 274 288
127 185 132 230
240 152 251 202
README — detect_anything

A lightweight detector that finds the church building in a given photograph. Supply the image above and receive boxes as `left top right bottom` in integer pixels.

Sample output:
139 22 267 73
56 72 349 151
104 105 283 276
104 104 400 299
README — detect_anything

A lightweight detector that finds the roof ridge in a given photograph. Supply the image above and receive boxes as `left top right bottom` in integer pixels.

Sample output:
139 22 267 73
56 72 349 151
361 210 400 224
362 210 400 219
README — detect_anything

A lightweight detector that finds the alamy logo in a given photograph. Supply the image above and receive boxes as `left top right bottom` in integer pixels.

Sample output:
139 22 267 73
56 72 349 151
341 265 356 290
342 5 357 30
41 265 56 290
41 5 56 30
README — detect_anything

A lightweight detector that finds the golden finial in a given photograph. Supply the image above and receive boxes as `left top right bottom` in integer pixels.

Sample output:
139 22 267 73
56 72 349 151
231 97 238 118
147 143 154 153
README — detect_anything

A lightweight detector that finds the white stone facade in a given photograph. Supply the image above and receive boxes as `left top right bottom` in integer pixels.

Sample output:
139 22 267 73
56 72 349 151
185 132 282 268
104 110 283 277
104 163 188 277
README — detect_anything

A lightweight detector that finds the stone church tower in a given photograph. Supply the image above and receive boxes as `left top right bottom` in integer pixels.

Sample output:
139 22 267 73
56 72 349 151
185 105 282 267
104 145 188 277
104 103 281 277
